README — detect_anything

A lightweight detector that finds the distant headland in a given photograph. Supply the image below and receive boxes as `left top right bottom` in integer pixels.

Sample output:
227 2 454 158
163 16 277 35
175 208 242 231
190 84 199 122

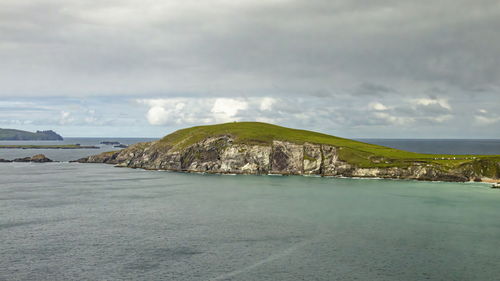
0 128 63 141
75 122 500 183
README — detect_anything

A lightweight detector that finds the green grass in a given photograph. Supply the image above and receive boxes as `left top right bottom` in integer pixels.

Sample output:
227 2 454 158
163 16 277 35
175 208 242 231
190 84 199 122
157 122 500 170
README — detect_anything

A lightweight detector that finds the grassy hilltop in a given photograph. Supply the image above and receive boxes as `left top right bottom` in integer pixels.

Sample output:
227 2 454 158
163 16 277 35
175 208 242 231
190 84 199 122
159 122 500 172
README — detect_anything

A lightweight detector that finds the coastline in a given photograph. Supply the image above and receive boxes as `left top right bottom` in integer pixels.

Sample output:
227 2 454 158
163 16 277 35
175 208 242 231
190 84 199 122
479 178 500 183
75 161 500 185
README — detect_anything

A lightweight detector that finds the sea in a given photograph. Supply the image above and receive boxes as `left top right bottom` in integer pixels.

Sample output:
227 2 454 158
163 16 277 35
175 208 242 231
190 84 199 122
1 138 500 281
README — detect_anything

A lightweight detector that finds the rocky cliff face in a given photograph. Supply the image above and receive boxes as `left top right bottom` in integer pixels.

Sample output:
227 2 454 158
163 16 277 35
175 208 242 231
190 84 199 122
74 135 498 183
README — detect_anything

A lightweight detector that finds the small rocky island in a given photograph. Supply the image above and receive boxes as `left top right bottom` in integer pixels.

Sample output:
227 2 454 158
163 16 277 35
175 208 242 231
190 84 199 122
100 141 128 148
0 128 63 140
0 154 53 163
75 122 500 183
100 141 120 145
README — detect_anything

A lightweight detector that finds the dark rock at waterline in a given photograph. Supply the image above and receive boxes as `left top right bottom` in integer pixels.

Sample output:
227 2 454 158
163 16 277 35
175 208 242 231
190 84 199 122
101 141 120 145
113 144 128 148
12 154 53 163
0 158 12 162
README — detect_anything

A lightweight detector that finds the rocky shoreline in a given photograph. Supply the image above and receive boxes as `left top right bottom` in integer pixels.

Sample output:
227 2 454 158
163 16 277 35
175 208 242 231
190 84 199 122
74 136 500 183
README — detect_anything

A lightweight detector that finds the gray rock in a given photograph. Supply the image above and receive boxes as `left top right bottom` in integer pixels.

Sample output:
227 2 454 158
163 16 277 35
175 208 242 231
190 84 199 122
12 154 53 163
270 141 303 175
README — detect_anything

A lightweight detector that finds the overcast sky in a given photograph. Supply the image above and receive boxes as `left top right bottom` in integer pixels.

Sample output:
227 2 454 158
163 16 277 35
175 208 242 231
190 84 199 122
1 0 500 138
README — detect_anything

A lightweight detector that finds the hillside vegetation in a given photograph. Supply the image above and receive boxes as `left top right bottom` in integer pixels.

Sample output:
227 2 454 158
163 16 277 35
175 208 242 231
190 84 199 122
0 129 63 141
160 122 500 170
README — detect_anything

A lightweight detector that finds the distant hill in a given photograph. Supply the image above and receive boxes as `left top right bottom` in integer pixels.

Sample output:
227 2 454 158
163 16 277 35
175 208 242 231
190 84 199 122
0 129 63 141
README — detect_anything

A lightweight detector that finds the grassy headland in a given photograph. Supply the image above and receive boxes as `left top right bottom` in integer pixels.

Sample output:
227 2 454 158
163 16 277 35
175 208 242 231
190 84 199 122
159 122 500 171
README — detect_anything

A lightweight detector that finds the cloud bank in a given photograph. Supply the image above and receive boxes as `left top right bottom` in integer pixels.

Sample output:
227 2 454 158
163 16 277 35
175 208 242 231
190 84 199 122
0 0 499 137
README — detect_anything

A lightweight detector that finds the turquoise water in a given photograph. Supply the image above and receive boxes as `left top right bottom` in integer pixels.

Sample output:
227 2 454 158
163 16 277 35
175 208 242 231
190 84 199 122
1 163 499 280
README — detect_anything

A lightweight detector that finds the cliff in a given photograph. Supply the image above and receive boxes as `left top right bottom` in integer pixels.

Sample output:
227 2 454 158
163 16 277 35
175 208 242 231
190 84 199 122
75 122 500 182
0 129 63 140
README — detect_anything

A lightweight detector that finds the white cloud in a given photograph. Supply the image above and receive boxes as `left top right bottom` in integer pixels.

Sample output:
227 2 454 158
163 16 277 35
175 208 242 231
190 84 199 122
369 102 388 111
2 93 499 137
211 98 248 118
363 97 454 127
59 111 74 125
429 114 453 123
475 115 500 125
138 98 205 126
413 98 451 110
137 97 284 126
373 112 413 126
260 97 276 111
84 116 98 123
138 97 253 126
146 106 169 125
255 116 277 123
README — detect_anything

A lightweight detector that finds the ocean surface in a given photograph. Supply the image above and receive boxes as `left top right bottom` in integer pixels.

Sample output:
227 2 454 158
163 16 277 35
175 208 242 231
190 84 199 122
1 139 500 280
0 138 157 162
1 138 499 162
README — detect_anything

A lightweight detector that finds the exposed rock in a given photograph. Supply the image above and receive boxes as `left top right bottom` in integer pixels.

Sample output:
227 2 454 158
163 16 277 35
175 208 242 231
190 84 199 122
0 158 12 162
220 144 271 174
321 145 352 176
100 141 120 145
271 141 303 174
303 143 321 175
12 154 53 163
343 166 468 182
180 136 229 171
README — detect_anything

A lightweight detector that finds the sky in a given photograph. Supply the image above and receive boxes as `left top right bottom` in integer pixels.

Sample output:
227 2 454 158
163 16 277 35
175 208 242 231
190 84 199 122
1 0 500 138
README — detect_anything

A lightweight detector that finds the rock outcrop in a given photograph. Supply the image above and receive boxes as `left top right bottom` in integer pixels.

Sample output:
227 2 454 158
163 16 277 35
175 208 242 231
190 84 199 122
12 154 53 163
74 136 493 182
